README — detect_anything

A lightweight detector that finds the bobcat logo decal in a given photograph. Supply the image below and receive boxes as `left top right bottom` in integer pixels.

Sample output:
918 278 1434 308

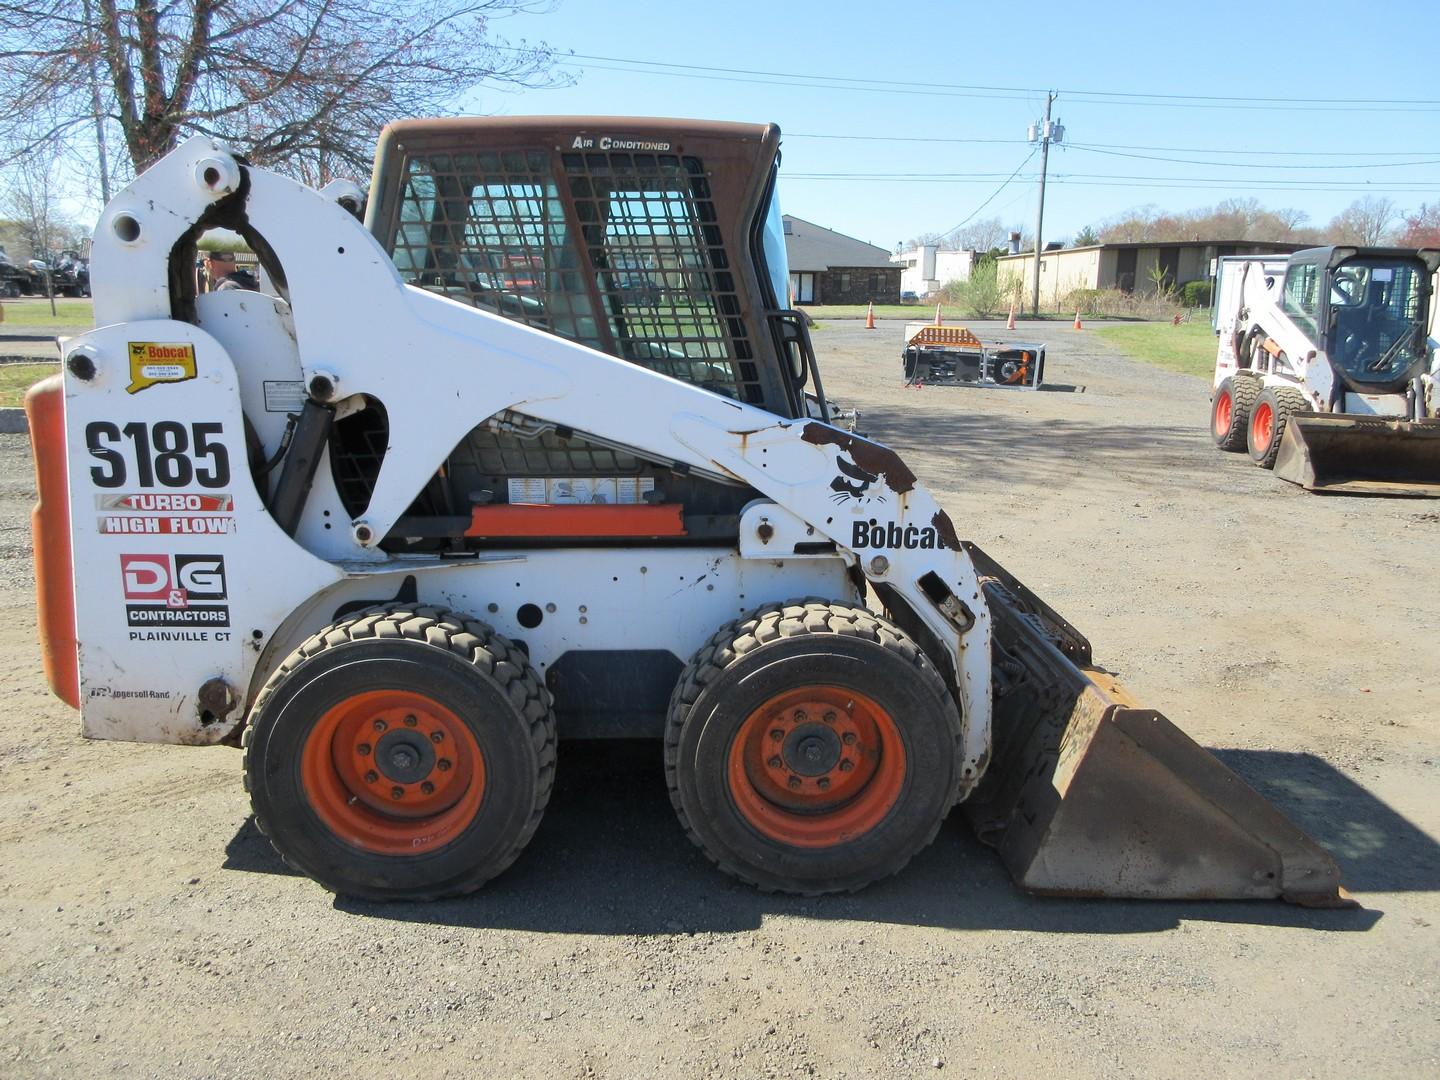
830 456 887 505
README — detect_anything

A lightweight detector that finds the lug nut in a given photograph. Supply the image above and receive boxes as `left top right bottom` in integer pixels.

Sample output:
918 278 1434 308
793 709 806 722
430 731 444 744
767 755 783 769
770 728 784 742
364 770 379 784
390 786 405 800
437 758 452 772
839 760 855 773
823 711 836 723
421 781 435 795
404 714 418 727
357 743 371 756
817 778 831 791
787 776 802 790
842 732 858 746
373 719 387 732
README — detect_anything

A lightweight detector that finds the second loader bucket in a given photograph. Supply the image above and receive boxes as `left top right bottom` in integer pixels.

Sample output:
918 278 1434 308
960 543 1351 907
1273 414 1440 496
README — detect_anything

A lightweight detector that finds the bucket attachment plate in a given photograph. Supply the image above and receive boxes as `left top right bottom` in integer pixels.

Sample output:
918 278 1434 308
1273 414 1440 496
961 543 1351 906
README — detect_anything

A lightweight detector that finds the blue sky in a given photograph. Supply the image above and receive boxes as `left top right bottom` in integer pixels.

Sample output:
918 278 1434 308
474 0 1439 249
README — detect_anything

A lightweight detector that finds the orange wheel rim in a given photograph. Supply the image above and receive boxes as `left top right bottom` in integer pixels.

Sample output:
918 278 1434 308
1253 401 1274 451
300 690 485 856
726 686 906 849
1214 390 1232 435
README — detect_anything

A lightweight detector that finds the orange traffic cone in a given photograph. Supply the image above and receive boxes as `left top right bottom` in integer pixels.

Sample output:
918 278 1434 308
865 301 876 329
1073 310 1083 330
933 303 943 326
1006 303 1016 331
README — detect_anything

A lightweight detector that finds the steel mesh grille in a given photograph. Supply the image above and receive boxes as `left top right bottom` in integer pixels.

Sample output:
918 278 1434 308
389 147 761 404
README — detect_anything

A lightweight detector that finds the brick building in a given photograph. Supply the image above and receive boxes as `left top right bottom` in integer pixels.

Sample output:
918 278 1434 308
782 215 900 305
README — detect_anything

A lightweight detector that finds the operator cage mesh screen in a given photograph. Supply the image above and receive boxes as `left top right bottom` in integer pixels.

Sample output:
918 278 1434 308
390 147 762 404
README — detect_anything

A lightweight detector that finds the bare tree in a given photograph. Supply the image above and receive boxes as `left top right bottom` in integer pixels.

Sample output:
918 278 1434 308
1397 203 1440 248
2 144 78 313
1327 197 1398 246
0 1 565 185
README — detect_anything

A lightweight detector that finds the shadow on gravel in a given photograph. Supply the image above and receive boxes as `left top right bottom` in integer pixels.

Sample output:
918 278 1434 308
224 741 1387 936
1215 749 1440 894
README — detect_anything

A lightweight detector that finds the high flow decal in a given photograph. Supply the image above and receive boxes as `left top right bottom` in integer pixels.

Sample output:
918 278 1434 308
96 492 236 535
127 342 197 393
86 421 230 490
120 553 231 639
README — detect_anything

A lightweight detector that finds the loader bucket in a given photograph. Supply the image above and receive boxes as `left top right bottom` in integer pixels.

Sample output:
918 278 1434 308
960 543 1351 907
1273 414 1440 496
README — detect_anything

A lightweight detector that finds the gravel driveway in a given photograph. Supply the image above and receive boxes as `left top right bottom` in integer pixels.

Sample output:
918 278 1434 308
0 319 1435 1078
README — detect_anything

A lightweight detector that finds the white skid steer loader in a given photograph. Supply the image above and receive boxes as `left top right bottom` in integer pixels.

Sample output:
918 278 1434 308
1211 246 1440 494
27 119 1349 904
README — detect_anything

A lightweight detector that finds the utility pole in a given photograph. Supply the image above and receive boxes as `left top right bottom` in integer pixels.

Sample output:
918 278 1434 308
1028 93 1063 317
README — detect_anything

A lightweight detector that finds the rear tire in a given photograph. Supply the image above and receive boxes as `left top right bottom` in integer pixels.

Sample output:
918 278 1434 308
1247 386 1308 469
243 604 555 900
665 600 961 895
1211 375 1258 452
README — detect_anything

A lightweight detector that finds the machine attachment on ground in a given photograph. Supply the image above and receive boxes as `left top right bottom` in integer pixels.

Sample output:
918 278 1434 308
902 323 1046 389
25 119 1347 906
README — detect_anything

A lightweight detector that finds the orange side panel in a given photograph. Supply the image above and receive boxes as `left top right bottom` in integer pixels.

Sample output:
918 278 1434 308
465 503 686 538
25 375 79 709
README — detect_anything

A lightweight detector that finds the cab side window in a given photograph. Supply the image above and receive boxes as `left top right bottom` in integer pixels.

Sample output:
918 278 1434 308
1282 263 1320 342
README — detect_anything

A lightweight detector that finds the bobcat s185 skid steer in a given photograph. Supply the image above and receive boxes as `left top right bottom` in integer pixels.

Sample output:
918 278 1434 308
1211 246 1440 494
27 118 1347 903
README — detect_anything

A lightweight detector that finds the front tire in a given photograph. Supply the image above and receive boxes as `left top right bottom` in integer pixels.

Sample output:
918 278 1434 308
243 604 555 900
1247 385 1308 469
665 600 962 895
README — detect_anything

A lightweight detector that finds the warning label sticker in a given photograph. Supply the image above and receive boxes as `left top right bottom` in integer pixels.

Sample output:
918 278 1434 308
127 342 197 394
262 380 306 412
506 477 655 505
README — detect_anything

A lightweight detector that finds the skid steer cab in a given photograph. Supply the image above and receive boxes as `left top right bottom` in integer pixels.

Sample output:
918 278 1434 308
1211 246 1440 494
28 120 1348 905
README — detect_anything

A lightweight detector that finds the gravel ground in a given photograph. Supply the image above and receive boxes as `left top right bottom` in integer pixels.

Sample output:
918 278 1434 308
0 320 1436 1078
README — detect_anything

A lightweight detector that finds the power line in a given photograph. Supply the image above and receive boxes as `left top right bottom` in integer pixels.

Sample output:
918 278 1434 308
788 132 1439 158
786 170 1438 186
548 52 1440 112
934 150 1037 236
781 175 1436 193
1065 145 1440 170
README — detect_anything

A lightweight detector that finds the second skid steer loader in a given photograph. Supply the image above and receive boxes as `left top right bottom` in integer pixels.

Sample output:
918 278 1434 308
28 118 1347 904
1211 246 1440 494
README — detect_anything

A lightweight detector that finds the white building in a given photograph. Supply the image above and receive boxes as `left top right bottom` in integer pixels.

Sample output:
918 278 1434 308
889 245 977 299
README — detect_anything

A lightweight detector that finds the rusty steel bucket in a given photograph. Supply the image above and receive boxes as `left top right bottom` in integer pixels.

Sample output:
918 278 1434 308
1273 414 1440 496
961 543 1351 907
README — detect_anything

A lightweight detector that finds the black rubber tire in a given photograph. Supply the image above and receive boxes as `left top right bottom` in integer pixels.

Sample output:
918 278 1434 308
1211 375 1259 452
243 603 555 901
664 599 962 895
1247 385 1309 469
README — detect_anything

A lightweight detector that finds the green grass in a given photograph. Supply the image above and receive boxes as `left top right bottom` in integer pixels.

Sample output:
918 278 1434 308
0 363 59 407
1092 320 1217 377
0 299 95 328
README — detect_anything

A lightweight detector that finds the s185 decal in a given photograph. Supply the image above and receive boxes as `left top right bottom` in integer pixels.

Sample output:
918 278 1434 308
86 421 230 490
